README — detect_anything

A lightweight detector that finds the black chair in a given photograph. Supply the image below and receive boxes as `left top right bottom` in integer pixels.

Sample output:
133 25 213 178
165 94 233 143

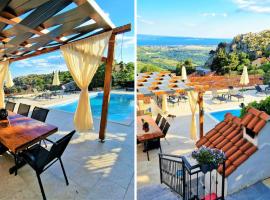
162 122 170 137
155 113 162 125
159 117 167 131
17 103 31 117
0 143 7 155
5 101 16 112
31 107 49 122
19 130 76 200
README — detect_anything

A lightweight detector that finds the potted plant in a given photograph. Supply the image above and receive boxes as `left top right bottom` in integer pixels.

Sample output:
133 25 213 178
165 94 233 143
192 146 226 173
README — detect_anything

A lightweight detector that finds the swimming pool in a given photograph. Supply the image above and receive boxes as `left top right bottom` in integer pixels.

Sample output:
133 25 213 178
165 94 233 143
49 93 134 125
209 109 241 122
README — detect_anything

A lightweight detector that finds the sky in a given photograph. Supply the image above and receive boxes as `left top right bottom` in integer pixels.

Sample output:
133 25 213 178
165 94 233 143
138 0 270 39
10 0 134 77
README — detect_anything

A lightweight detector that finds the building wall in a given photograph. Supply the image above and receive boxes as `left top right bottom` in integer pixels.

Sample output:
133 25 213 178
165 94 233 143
227 124 270 194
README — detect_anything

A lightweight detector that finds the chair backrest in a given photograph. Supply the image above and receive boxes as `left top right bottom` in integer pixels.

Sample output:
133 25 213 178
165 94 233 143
255 85 262 92
162 122 170 136
5 101 16 112
31 107 49 122
155 113 162 125
159 117 167 131
17 103 31 117
48 130 76 161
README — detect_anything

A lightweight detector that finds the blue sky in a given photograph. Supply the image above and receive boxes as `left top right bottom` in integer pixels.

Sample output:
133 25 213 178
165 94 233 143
138 0 270 38
11 0 134 77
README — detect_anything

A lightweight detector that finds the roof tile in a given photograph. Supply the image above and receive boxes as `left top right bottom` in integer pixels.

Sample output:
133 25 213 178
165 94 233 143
245 146 257 156
241 113 253 126
239 142 253 152
247 116 260 130
225 145 238 157
253 120 266 134
233 154 249 167
225 165 236 177
196 137 208 148
248 107 261 116
228 150 243 163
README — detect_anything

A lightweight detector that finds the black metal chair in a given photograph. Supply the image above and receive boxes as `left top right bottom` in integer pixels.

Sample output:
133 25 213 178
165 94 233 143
155 113 162 125
5 101 16 112
0 143 7 155
19 130 76 200
31 107 49 122
31 107 50 147
162 122 170 144
159 117 167 131
17 103 31 117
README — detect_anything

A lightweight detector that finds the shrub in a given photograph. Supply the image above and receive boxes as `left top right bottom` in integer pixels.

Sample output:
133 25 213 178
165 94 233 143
240 96 270 117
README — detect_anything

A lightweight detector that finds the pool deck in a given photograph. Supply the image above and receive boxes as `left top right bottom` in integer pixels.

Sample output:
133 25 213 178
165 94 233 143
1 91 134 200
137 88 270 199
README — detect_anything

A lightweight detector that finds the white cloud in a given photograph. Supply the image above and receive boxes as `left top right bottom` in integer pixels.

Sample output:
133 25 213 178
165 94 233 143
202 12 228 17
116 35 135 48
233 0 270 13
137 15 155 25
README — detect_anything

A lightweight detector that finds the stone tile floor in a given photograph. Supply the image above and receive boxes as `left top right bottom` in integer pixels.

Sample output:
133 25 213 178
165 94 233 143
0 110 134 200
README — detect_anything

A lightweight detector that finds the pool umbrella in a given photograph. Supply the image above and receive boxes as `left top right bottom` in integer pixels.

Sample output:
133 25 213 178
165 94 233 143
181 66 187 82
240 66 249 92
5 69 14 88
52 70 60 86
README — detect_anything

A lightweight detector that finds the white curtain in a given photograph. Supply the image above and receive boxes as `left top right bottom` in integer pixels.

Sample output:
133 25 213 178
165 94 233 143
60 31 112 131
5 68 14 88
187 91 198 141
162 94 168 113
52 70 60 86
0 61 9 108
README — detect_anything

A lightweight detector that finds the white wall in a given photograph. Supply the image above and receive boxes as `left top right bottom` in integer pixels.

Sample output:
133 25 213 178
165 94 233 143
227 123 270 194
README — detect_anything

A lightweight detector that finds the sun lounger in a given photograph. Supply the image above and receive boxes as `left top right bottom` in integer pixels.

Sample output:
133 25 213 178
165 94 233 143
211 90 227 103
255 85 270 95
228 86 244 101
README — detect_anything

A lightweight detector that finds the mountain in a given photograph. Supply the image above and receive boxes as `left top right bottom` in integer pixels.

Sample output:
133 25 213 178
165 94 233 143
206 30 270 68
138 34 231 46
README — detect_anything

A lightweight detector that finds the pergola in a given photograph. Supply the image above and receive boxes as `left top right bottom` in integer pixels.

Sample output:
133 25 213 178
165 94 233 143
0 0 131 141
137 71 208 139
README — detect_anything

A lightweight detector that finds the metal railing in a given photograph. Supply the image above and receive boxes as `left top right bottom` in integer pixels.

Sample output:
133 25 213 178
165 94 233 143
159 154 225 200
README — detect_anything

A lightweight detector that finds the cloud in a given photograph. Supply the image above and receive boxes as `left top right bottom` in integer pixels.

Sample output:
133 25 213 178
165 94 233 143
137 15 155 25
116 35 135 48
233 0 270 13
201 12 228 17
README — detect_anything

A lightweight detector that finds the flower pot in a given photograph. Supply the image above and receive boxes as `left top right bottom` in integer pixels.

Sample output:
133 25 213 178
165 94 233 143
200 164 212 173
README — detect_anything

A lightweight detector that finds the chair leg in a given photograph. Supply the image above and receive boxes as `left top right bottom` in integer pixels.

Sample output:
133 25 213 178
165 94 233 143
36 172 46 200
59 158 69 186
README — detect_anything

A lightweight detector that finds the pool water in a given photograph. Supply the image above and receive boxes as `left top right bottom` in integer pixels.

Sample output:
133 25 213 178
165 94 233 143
210 109 241 122
50 93 134 124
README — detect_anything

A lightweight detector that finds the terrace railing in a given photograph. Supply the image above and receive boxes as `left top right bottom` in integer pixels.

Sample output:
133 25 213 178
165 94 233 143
159 154 226 200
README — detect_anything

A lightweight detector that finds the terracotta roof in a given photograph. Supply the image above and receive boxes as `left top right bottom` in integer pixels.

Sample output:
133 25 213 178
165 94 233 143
241 107 270 134
196 109 269 177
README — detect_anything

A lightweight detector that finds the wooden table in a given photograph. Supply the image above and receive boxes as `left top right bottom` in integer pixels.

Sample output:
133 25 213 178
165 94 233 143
0 112 58 174
137 115 164 160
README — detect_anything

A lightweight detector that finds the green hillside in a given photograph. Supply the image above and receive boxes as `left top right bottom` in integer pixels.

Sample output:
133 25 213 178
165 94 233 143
137 45 215 72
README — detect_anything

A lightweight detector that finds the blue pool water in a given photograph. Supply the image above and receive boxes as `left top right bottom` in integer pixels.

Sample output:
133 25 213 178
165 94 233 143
50 93 134 123
210 109 241 122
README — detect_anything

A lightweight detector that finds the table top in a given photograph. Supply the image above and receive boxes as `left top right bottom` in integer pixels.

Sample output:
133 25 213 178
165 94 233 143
137 115 164 142
0 112 58 153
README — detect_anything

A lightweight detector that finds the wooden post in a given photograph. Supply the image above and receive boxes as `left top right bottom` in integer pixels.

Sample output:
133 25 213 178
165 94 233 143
198 91 204 139
99 34 116 142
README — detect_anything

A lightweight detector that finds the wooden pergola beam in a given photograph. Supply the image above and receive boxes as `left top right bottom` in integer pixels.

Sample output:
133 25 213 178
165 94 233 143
9 24 131 63
0 16 63 43
99 34 116 142
198 91 204 139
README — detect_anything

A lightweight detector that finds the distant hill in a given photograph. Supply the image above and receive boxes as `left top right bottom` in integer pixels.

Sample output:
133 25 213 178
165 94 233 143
205 30 270 74
138 34 231 46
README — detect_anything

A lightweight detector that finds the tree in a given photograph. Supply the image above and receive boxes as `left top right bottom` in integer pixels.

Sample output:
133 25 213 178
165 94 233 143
175 61 184 75
210 48 229 74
